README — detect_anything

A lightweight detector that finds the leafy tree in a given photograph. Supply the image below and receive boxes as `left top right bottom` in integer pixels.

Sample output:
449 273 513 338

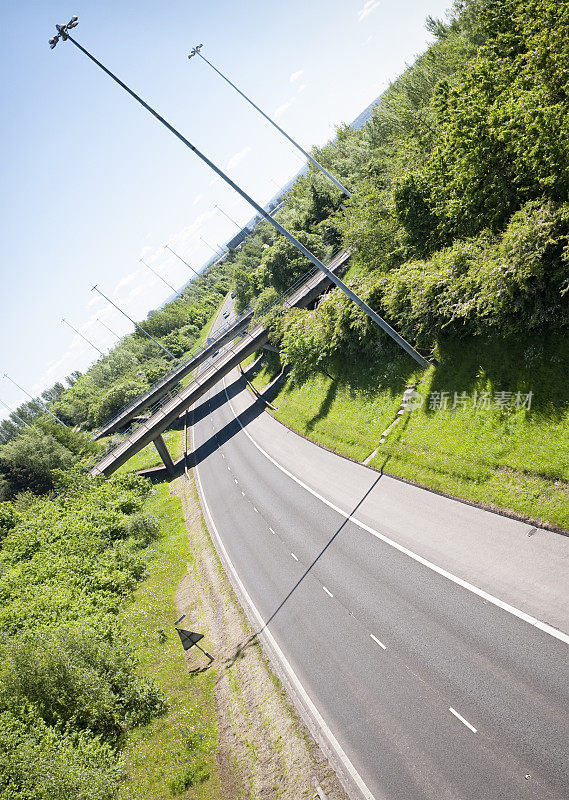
259 232 325 294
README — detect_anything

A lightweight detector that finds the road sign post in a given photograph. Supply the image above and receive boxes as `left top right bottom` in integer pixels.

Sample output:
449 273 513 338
176 626 214 664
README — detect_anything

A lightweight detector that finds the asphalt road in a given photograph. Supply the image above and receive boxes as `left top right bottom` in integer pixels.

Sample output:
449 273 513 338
191 297 569 800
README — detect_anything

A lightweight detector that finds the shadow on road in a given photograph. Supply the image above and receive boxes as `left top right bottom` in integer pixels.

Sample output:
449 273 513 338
224 472 384 666
138 374 264 480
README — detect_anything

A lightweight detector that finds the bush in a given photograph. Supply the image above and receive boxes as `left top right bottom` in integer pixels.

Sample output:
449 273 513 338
0 705 120 800
94 380 147 427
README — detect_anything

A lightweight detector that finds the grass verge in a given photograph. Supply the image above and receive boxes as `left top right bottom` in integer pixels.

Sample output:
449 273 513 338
115 429 183 475
119 476 223 800
263 332 569 530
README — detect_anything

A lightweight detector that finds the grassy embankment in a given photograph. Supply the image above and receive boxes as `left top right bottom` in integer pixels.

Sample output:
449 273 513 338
118 475 223 800
247 332 569 530
178 292 228 390
115 300 226 797
114 430 184 475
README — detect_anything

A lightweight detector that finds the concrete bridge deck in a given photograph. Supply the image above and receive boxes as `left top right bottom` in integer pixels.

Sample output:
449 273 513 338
90 249 350 477
93 309 253 438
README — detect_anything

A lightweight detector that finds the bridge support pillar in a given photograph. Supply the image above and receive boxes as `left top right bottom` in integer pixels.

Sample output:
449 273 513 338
153 433 175 474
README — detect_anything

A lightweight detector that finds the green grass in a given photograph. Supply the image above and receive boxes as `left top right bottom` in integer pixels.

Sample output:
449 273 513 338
239 352 257 370
116 429 183 475
119 481 222 800
267 332 569 530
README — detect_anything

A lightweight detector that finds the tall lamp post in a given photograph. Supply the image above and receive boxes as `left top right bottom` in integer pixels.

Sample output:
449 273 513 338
164 244 222 294
97 317 122 342
0 397 31 429
139 257 179 295
200 236 224 259
3 374 68 427
49 18 430 369
91 285 177 362
188 44 351 198
214 203 242 231
62 317 105 356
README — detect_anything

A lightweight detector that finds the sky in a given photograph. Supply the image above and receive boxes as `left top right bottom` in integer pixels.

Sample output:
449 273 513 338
0 0 453 421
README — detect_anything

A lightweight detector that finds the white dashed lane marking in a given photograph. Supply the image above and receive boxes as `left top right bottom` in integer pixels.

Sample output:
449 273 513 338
449 707 477 733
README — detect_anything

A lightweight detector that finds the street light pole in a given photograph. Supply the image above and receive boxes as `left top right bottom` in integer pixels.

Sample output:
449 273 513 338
139 257 179 295
62 317 105 356
164 244 222 294
214 203 242 231
91 285 177 361
50 19 430 369
200 236 224 259
0 397 31 428
3 374 68 427
97 317 122 341
188 45 352 199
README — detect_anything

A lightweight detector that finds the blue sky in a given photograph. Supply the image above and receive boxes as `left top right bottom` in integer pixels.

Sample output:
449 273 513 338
0 0 452 420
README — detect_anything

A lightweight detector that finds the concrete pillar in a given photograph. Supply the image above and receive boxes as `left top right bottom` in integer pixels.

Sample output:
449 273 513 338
153 433 175 474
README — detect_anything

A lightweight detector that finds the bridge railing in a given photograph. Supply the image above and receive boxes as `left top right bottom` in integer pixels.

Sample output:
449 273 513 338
89 250 350 472
92 305 253 438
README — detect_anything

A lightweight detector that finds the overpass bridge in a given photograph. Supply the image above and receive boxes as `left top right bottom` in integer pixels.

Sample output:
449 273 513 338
90 249 350 477
93 308 254 438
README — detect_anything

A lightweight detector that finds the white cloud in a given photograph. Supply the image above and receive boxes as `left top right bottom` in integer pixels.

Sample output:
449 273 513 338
289 69 304 84
112 270 139 296
172 209 216 251
226 146 252 171
274 98 295 119
358 0 381 22
87 293 103 309
364 34 373 45
192 193 203 206
297 83 307 94
128 283 152 301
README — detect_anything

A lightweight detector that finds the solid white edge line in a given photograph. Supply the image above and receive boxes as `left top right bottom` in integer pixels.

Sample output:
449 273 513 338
223 380 569 648
370 634 387 650
193 449 376 800
323 586 334 598
449 707 477 733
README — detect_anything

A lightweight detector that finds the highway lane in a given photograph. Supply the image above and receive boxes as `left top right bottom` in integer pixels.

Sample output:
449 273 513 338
190 308 569 800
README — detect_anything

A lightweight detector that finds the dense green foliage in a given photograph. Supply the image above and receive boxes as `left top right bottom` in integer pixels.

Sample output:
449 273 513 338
0 256 231 796
0 472 167 798
232 0 569 385
0 421 99 501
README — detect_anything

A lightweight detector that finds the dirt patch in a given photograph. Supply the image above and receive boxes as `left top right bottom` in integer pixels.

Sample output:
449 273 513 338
171 476 350 800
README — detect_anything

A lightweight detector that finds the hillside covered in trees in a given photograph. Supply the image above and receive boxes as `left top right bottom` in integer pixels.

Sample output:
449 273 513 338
229 0 569 366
